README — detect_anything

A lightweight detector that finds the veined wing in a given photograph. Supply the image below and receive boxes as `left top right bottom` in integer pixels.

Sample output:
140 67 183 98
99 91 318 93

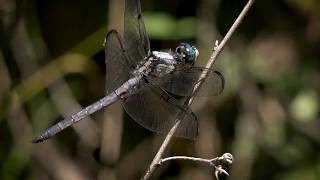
158 67 225 97
123 82 198 140
105 30 132 94
124 0 150 66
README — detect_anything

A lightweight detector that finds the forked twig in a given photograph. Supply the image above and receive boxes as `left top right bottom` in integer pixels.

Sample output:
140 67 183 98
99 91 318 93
159 153 233 180
141 0 255 179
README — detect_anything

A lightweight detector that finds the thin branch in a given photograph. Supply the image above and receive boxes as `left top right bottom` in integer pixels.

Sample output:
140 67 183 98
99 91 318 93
159 153 233 180
141 0 255 179
159 153 233 166
160 156 212 164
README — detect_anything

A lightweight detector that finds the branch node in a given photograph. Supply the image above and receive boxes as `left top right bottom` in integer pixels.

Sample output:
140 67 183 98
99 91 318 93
214 40 219 51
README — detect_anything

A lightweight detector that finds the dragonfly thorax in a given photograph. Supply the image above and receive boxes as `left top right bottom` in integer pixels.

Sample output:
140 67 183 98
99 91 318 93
152 51 175 64
149 51 176 77
131 51 176 78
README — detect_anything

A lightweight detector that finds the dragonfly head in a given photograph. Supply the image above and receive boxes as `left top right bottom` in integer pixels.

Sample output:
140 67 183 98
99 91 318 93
175 43 199 64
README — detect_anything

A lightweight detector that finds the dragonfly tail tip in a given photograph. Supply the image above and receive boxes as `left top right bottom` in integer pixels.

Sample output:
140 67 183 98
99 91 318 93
32 135 45 143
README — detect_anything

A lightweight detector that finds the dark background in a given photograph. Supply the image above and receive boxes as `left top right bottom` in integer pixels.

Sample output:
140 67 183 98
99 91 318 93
0 0 319 179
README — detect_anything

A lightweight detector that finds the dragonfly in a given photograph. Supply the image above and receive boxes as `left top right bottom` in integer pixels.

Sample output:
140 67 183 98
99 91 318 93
33 0 224 143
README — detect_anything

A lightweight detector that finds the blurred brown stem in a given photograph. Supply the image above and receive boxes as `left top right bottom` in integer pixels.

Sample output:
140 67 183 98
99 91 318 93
141 0 255 179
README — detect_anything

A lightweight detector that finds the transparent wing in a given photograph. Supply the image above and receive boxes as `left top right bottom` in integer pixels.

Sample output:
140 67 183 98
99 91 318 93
122 82 198 140
124 0 150 66
159 67 225 97
105 30 132 94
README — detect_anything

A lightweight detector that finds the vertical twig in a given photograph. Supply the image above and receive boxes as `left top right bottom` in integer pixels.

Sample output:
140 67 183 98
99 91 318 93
141 0 255 179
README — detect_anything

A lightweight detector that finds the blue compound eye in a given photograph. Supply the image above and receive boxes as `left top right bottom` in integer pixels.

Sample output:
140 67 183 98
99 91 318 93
185 45 199 62
175 43 199 63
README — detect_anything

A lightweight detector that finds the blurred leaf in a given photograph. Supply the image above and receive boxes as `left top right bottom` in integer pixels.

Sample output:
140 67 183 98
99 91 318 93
176 17 196 39
69 27 107 56
216 51 242 96
1 145 31 180
13 54 98 103
144 13 196 40
144 13 175 39
290 90 319 122
276 162 320 180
